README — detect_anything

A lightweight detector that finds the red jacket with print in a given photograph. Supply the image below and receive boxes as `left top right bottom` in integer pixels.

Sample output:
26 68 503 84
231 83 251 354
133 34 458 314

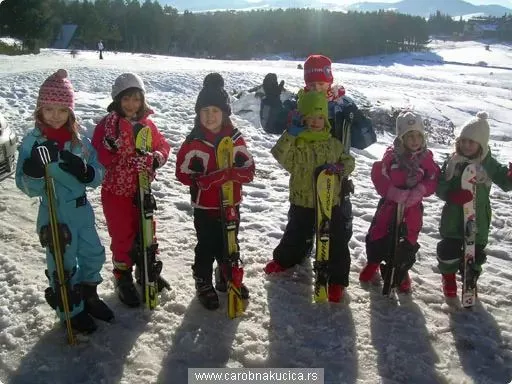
368 146 439 245
175 122 255 210
91 113 170 197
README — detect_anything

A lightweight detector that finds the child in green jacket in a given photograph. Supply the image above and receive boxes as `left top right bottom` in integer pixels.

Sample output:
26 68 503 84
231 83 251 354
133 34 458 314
264 91 355 302
437 111 512 298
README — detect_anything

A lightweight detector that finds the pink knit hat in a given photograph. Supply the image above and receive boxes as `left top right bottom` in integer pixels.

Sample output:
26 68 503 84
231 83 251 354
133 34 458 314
37 69 75 111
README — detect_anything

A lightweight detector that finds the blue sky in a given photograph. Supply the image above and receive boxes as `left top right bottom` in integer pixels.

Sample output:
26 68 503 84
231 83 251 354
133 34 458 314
338 0 512 5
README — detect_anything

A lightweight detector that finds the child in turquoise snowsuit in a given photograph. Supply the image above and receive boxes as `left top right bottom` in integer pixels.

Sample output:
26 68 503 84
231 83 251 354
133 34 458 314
15 69 113 334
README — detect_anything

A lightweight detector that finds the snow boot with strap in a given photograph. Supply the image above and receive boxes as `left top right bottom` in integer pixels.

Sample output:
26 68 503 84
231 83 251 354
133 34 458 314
359 263 380 283
81 283 115 322
215 266 249 299
115 269 141 308
442 273 457 298
195 278 219 310
70 309 97 334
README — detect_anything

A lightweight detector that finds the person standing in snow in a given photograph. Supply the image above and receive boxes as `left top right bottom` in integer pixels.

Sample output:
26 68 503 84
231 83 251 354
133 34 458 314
261 54 375 263
436 112 512 298
359 111 439 293
91 73 170 308
97 40 104 60
175 73 255 311
16 69 113 334
264 91 355 302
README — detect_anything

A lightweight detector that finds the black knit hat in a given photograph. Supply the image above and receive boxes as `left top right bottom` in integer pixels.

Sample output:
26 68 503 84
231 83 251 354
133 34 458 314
195 73 231 116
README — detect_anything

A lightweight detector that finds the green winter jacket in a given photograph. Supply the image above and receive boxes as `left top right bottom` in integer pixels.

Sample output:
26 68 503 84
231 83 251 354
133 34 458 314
437 150 512 246
271 131 355 208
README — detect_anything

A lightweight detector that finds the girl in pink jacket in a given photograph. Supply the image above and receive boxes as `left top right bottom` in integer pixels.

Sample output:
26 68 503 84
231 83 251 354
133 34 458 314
359 111 439 293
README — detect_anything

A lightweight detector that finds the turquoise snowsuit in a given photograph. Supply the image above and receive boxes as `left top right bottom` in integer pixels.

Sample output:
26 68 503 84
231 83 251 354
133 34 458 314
15 127 105 320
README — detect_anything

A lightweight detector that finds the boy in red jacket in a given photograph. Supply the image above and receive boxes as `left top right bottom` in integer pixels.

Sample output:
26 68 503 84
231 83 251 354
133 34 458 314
92 73 170 307
175 73 255 310
360 111 439 293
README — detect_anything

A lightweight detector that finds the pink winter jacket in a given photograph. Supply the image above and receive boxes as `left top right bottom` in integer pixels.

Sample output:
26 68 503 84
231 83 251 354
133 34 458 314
368 147 439 244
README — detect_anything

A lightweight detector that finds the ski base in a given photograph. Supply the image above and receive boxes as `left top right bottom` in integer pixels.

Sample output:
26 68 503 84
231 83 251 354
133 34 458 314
313 166 336 303
461 164 477 309
217 136 246 319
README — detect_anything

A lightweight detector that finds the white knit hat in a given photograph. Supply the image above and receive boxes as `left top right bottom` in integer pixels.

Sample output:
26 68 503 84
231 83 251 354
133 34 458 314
458 111 490 158
111 73 145 99
396 111 424 139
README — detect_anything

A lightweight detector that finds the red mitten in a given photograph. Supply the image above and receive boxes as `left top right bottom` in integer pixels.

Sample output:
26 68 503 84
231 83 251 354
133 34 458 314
197 169 229 190
405 184 426 208
386 186 410 204
152 151 166 170
507 162 512 180
128 153 154 174
230 167 254 184
447 189 473 205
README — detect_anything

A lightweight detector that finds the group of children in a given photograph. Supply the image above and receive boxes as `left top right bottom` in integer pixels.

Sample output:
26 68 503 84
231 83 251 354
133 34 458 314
14 54 512 334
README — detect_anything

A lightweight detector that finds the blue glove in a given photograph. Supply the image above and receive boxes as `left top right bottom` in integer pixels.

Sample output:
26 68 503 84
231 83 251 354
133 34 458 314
288 124 305 137
324 163 344 175
287 110 304 136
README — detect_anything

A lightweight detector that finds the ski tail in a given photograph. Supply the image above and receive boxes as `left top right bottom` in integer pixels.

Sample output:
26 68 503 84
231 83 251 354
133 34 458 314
461 163 478 308
382 203 405 297
313 166 337 303
134 123 159 310
217 136 245 319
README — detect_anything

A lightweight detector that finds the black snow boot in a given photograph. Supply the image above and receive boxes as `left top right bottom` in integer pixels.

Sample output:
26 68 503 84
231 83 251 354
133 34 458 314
81 284 115 322
215 266 250 300
115 270 141 308
195 277 219 310
70 309 97 334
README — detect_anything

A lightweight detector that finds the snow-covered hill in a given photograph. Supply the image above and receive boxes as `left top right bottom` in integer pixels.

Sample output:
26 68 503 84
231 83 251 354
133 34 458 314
0 40 511 384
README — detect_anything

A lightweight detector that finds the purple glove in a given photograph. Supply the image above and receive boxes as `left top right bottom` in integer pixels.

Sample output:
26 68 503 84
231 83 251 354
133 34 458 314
325 163 344 176
386 186 410 204
405 184 426 208
197 169 230 190
508 162 512 180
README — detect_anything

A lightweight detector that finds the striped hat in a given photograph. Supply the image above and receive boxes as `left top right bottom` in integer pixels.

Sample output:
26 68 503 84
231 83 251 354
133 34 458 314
37 69 75 111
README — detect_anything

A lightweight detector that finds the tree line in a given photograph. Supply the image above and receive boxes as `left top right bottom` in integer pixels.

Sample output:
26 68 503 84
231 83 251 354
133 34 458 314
0 0 510 58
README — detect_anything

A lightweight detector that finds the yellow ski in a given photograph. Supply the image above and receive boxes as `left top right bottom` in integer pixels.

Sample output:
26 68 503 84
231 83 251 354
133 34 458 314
134 124 158 309
314 167 336 303
217 136 245 319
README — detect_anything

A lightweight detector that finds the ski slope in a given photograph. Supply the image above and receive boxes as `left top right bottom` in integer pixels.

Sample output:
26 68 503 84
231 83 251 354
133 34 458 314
0 40 511 384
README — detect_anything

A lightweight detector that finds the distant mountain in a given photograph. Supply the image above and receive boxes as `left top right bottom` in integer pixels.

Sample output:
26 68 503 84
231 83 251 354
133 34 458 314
158 0 511 17
348 0 512 18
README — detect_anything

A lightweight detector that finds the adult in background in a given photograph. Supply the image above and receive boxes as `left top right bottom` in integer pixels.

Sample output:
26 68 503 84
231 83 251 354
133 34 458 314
98 40 104 60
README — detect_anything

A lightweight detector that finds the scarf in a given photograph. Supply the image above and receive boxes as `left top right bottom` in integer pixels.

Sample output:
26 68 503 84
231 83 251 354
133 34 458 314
104 111 121 139
444 152 491 187
297 128 331 143
40 124 73 150
392 137 427 188
200 123 233 145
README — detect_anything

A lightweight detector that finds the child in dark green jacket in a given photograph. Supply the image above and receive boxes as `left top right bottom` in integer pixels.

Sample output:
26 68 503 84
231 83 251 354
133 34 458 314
436 111 512 298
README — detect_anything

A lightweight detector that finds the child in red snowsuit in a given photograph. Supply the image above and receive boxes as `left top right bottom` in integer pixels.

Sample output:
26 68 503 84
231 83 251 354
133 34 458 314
92 73 170 307
360 111 440 292
175 73 255 311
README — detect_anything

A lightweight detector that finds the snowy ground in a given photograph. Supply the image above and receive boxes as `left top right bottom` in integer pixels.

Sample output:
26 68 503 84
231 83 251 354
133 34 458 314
0 40 511 384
